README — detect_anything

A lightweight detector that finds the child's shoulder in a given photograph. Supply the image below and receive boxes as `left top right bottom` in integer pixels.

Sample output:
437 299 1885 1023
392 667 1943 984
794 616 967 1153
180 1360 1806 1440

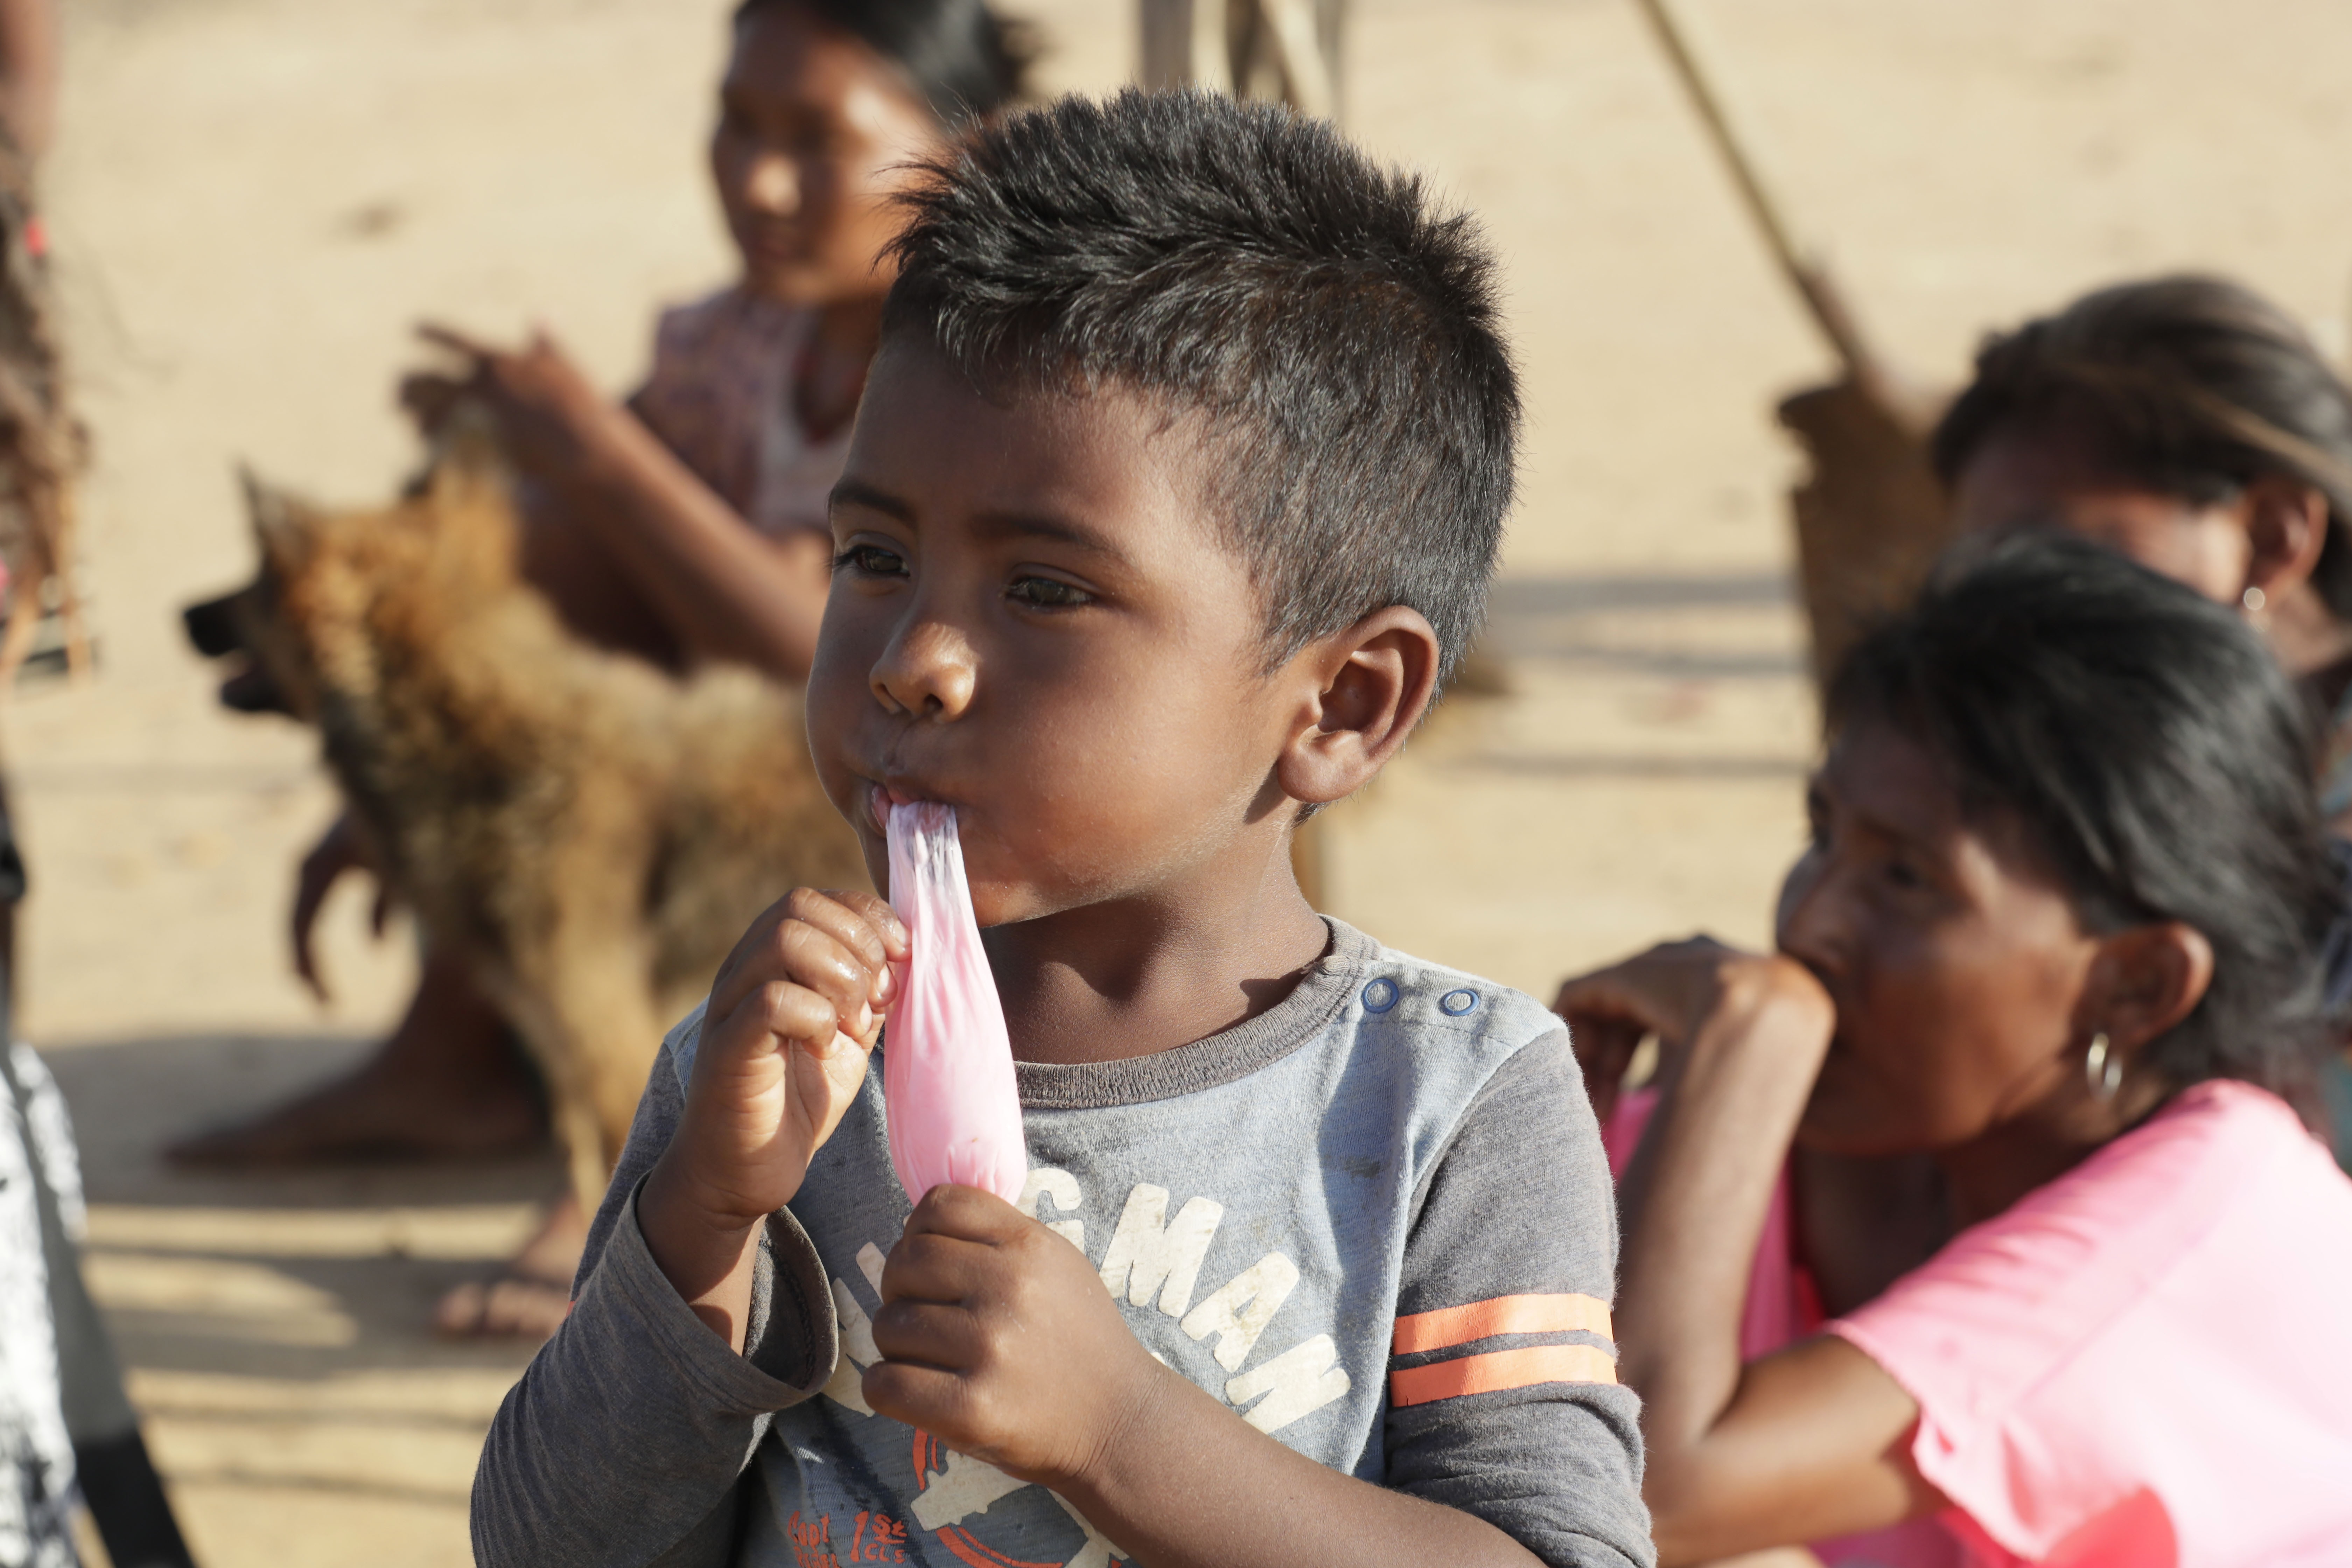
1336 919 1565 1057
1319 920 1572 1120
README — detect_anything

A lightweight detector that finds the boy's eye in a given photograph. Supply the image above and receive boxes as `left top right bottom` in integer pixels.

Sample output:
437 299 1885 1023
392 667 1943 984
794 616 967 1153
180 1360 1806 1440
834 544 909 579
1007 574 1094 610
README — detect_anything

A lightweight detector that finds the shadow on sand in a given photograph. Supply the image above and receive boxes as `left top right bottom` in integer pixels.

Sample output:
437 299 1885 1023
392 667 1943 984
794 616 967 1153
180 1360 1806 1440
43 1032 563 1380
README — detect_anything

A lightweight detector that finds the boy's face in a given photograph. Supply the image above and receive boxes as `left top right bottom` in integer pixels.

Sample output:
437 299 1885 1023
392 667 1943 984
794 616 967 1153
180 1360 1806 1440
809 341 1298 926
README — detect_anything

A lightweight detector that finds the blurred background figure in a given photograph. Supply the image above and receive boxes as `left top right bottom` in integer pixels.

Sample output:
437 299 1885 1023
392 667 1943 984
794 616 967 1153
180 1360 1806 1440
0 1 189 1561
0 0 54 160
1936 274 2352 1163
1139 0 1344 117
169 0 1032 1341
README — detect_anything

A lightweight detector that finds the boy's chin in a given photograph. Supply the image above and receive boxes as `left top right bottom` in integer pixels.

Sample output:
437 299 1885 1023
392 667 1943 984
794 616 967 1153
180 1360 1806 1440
856 844 1055 930
962 880 1062 931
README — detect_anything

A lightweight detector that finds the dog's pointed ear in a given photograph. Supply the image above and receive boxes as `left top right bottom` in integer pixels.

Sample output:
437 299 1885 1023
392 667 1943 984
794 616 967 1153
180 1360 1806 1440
241 465 316 567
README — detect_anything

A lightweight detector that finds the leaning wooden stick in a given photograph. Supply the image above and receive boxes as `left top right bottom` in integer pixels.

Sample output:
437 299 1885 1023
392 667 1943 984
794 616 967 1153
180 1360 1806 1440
1632 0 1905 416
1631 0 1956 688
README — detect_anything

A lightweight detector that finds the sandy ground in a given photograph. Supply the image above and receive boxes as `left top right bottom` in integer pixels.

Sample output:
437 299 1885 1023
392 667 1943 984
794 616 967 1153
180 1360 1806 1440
14 0 2352 1561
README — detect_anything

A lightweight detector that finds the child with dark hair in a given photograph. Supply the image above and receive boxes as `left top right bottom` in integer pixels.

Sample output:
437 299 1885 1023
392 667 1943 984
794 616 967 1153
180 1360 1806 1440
1560 536 2352 1566
473 90 1651 1568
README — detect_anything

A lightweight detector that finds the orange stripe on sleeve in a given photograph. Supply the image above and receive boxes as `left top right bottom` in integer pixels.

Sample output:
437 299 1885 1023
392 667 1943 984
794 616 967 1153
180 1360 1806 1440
1388 1343 1618 1406
1391 1293 1613 1354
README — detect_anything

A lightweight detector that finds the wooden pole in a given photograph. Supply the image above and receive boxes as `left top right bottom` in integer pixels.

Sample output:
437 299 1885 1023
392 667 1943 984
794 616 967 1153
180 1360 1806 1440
1631 0 1902 415
1630 0 1958 691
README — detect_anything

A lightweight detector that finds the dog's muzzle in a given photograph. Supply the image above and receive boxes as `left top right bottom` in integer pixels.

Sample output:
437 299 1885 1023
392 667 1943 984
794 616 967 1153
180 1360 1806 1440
182 592 244 659
182 590 292 715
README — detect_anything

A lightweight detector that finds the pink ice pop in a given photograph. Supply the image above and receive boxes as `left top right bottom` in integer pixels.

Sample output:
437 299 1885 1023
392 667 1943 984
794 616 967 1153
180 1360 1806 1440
882 801 1028 1206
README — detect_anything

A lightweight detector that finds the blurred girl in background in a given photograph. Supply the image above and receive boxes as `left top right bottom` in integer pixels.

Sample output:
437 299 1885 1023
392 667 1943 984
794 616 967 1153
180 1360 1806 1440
173 0 1029 1339
1939 274 2352 827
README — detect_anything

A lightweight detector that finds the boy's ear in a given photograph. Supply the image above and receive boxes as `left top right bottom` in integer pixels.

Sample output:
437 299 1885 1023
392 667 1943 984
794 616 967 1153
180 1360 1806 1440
1275 606 1442 808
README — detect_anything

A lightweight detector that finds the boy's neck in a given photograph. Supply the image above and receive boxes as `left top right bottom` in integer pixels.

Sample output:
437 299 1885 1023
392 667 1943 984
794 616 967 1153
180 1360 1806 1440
981 841 1331 1068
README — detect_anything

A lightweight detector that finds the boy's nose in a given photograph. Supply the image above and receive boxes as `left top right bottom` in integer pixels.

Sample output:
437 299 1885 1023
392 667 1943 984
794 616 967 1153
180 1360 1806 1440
872 621 976 720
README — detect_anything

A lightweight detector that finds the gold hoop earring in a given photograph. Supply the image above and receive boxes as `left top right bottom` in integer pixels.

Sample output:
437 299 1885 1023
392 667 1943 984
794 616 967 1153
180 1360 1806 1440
2084 1032 2122 1100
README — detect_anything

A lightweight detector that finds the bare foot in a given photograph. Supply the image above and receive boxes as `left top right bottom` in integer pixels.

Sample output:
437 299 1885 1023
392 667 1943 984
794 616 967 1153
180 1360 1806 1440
435 1191 587 1340
169 950 545 1166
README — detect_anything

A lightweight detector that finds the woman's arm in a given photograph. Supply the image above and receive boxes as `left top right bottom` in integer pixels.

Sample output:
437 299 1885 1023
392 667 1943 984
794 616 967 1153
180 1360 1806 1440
414 325 832 681
1556 944 1943 1564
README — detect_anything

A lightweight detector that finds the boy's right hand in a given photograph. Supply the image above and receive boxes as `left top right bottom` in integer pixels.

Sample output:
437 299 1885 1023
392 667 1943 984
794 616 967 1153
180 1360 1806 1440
640 888 905 1345
669 887 906 1219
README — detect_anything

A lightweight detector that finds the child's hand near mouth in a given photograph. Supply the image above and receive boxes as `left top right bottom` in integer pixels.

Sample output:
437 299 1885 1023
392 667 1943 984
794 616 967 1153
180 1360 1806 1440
639 887 908 1350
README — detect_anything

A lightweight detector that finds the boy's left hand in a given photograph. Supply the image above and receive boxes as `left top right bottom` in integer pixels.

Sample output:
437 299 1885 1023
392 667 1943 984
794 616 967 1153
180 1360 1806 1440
866 1185 1167 1488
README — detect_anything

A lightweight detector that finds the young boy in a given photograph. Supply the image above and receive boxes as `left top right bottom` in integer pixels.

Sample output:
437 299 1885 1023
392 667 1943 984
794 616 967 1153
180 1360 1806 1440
474 90 1651 1568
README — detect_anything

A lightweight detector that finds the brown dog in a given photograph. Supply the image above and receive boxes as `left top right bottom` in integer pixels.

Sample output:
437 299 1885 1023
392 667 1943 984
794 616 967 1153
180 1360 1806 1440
186 444 866 1213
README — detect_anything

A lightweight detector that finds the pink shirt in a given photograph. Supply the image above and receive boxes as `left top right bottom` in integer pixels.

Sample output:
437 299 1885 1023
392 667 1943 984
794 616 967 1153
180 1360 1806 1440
1601 1090 1821 1362
1831 1080 2352 1566
1604 1080 2352 1566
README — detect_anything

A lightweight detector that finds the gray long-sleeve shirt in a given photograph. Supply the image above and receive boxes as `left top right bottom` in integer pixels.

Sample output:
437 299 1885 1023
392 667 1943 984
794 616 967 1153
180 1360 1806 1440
474 919 1653 1568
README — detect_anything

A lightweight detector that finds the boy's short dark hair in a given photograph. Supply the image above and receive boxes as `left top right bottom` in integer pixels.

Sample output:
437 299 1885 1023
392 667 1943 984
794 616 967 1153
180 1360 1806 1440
882 89 1518 689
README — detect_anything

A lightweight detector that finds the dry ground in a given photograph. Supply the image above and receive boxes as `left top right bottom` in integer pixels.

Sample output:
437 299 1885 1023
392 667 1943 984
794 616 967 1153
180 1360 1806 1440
15 0 2352 1561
